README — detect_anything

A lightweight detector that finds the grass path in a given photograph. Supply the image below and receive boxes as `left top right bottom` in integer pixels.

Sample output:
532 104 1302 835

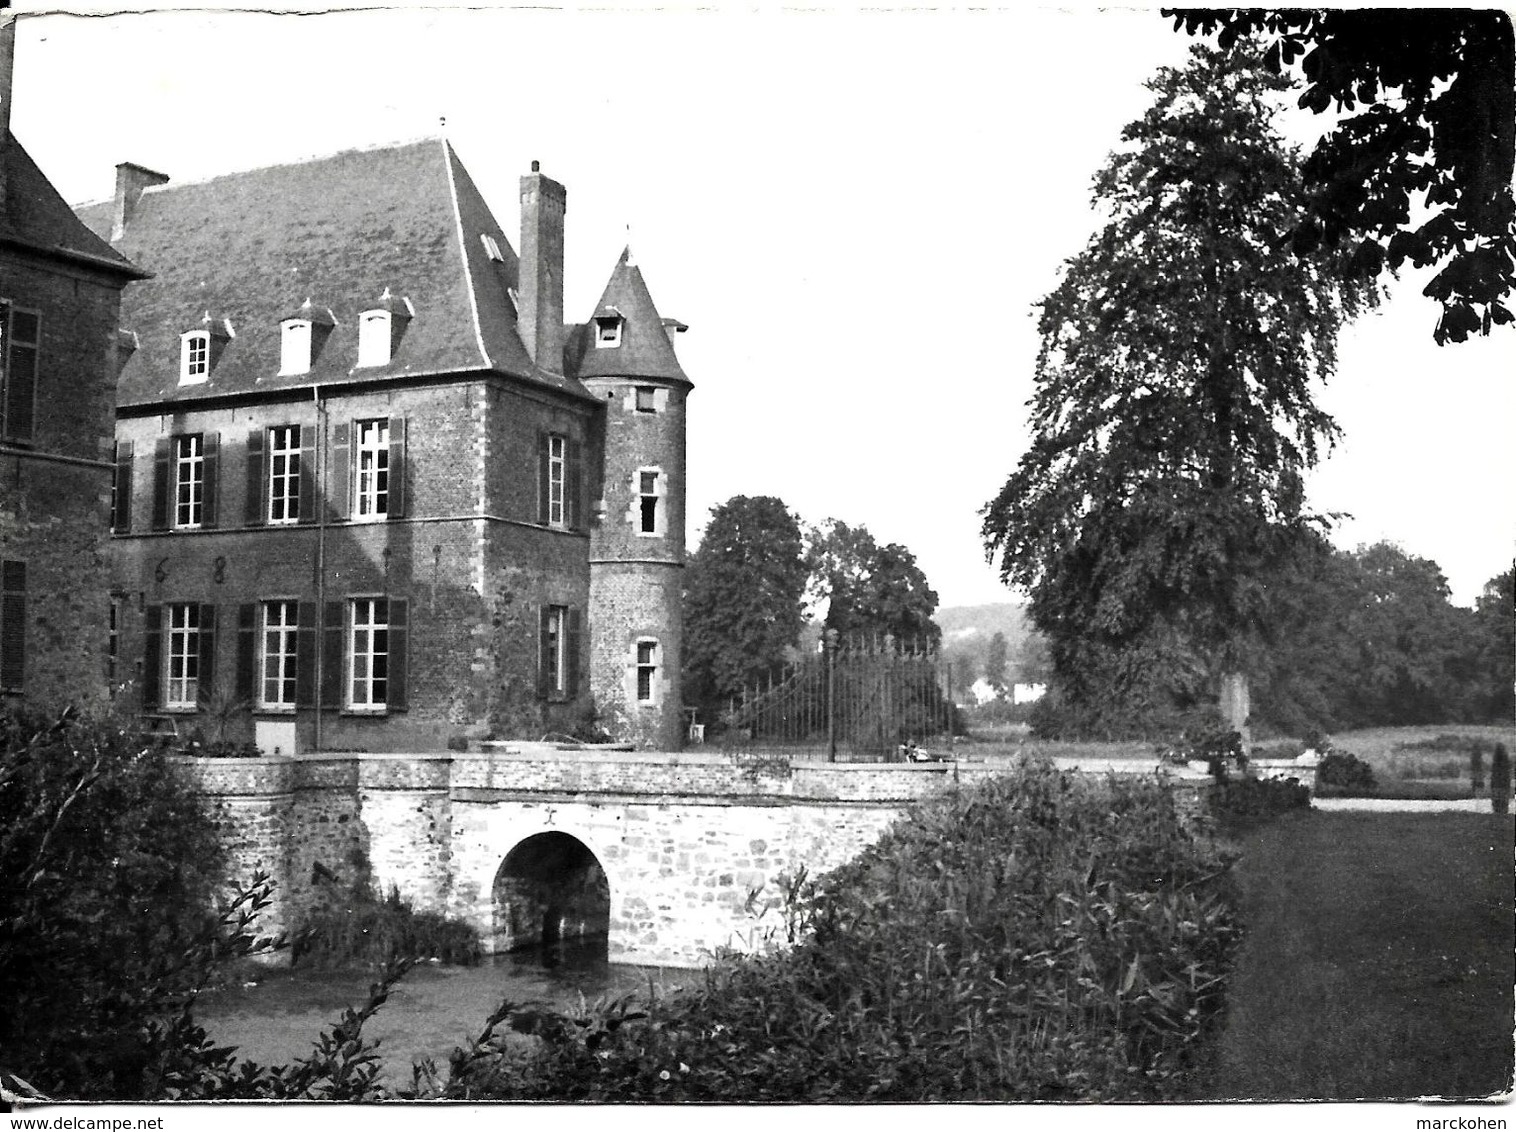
1198 811 1513 1100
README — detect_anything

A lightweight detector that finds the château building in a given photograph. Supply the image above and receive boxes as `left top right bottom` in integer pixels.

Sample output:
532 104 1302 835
76 137 692 751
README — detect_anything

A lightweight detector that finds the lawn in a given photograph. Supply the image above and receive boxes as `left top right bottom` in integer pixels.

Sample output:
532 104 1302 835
1195 810 1514 1100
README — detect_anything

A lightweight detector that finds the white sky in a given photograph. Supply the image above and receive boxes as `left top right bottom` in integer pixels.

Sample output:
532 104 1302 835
9 2 1513 609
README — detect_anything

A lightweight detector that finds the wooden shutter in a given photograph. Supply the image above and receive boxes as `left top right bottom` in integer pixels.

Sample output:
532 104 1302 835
387 598 408 710
320 600 345 707
235 603 257 704
387 416 406 519
566 607 582 699
536 432 550 524
297 426 316 525
197 603 217 704
295 601 317 707
2 308 38 442
245 428 265 527
151 438 172 530
537 605 552 699
328 423 350 521
112 440 134 534
0 561 25 693
566 436 583 530
142 604 163 709
201 433 220 528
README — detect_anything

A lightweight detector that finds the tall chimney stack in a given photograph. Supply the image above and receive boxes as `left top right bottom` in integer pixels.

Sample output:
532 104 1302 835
112 161 169 242
1 14 17 216
518 161 567 372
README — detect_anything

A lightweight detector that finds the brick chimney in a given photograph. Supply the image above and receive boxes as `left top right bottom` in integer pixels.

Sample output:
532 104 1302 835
0 14 16 216
112 161 169 242
518 160 567 372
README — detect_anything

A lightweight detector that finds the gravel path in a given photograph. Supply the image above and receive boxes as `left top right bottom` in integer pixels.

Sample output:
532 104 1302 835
1313 797 1502 813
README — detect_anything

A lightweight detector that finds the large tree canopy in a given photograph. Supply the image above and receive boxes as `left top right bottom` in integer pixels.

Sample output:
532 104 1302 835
1170 9 1515 344
806 520 941 650
682 496 808 714
982 45 1373 731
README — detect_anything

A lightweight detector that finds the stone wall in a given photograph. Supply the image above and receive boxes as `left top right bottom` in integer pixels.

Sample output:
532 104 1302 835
183 750 1216 969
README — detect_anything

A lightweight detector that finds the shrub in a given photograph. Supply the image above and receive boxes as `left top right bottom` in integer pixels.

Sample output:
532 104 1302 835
418 759 1241 1102
0 706 233 1099
293 865 480 969
1317 750 1377 792
1213 776 1312 820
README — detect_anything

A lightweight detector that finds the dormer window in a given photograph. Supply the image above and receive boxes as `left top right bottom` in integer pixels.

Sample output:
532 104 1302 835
357 290 412 368
278 301 336 376
180 332 210 384
281 321 312 375
179 315 233 385
594 310 623 349
481 234 505 262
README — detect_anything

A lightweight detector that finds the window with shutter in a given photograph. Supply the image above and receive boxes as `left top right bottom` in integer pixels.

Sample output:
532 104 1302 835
259 600 299 708
267 426 301 524
349 597 389 709
1 561 25 693
164 603 201 709
1 304 41 443
112 441 135 533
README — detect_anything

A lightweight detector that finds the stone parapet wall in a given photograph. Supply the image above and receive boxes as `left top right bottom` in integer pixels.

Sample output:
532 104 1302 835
182 750 1220 968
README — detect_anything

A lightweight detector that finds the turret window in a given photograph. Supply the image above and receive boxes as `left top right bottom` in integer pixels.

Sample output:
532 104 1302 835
635 386 657 413
594 312 623 349
635 639 659 705
635 467 665 537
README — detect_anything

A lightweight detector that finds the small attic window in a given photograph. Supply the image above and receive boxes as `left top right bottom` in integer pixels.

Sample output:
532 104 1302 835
280 320 313 375
595 313 623 349
481 234 504 262
357 291 413 369
277 301 335 377
180 332 210 384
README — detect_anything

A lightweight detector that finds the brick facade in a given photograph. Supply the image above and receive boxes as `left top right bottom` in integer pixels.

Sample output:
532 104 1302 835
1 113 146 712
80 140 691 753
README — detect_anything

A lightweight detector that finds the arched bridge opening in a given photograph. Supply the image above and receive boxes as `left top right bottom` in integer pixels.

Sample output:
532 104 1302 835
492 832 611 960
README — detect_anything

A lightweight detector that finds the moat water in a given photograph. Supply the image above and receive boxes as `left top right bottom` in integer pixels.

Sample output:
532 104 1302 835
195 939 691 1086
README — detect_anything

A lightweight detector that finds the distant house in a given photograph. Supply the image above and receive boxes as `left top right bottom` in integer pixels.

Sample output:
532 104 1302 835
1012 682 1047 705
76 138 693 752
0 17 149 712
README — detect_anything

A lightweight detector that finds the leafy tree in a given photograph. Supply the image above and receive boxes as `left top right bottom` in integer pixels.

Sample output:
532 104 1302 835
984 631 1009 691
1169 9 1515 343
805 520 941 649
981 45 1373 738
682 496 808 715
1470 567 1516 722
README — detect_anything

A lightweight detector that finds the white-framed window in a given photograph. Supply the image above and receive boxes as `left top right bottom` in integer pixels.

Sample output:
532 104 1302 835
174 434 204 528
357 310 392 368
595 316 622 349
635 639 659 705
637 468 662 536
268 425 301 523
544 605 568 698
166 603 201 709
180 331 210 384
280 320 313 375
349 597 389 709
260 600 298 709
547 434 566 527
354 419 390 519
635 386 658 414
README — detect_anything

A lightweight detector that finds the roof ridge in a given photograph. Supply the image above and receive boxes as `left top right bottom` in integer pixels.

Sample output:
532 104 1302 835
69 133 448 209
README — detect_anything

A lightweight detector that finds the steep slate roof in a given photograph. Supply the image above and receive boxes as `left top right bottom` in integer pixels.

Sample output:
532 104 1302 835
75 138 591 408
1 132 145 278
570 247 691 386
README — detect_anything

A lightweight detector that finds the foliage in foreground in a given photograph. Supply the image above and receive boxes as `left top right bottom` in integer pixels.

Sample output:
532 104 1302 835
0 706 231 1099
423 760 1241 1102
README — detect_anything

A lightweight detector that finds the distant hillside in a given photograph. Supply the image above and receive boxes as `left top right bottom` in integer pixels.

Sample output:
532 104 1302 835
936 603 1032 644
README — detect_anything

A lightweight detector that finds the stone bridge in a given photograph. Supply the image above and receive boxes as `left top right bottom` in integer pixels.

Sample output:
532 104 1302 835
183 747 1212 968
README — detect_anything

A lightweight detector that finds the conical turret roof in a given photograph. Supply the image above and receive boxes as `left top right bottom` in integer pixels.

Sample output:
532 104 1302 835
571 247 690 385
